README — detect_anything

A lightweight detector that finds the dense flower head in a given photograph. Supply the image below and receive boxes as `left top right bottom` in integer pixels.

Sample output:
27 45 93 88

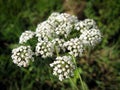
74 18 102 47
36 12 78 40
35 40 54 58
19 31 34 44
50 56 75 81
35 21 55 41
79 28 102 46
63 38 84 57
51 13 78 38
74 19 97 33
11 46 34 67
54 21 73 38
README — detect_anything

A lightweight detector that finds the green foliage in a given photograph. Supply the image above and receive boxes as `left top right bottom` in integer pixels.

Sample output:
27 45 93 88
84 0 120 89
0 0 64 90
0 0 120 90
84 0 120 46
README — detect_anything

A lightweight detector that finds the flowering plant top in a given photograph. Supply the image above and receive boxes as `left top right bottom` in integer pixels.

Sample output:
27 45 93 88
11 12 102 81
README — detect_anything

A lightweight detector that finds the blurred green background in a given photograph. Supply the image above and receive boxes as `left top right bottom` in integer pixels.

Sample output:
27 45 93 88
0 0 120 90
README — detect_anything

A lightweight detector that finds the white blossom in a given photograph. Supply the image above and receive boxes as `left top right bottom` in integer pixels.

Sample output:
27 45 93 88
35 40 54 58
53 13 78 38
48 13 78 38
79 28 102 46
54 22 73 38
50 56 75 81
74 19 97 33
11 46 34 67
35 12 79 39
63 38 84 57
19 31 34 44
35 20 55 41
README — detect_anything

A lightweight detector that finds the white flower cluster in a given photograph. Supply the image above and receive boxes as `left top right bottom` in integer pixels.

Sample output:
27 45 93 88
11 46 34 67
36 21 55 41
74 19 102 46
35 38 65 58
35 40 54 58
79 28 101 46
64 38 84 57
36 12 78 40
19 31 34 44
74 19 96 31
11 12 102 81
50 56 75 81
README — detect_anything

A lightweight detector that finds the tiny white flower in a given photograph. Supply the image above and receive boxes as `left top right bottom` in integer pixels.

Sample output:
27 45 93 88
57 64 61 68
54 67 58 71
53 71 57 75
58 69 62 73
59 74 64 81
62 68 66 71
65 65 69 68
50 63 53 67
64 72 68 76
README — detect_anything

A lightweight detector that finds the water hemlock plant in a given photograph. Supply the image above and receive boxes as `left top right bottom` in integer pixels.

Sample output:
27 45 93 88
11 12 102 89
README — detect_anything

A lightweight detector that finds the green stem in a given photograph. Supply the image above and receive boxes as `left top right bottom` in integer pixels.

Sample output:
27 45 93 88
78 70 85 90
72 55 85 90
55 46 59 56
69 78 79 90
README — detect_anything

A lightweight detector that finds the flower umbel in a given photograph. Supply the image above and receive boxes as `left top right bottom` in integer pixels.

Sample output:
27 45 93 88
50 56 75 81
11 46 34 67
35 40 54 58
64 38 84 57
79 28 102 46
